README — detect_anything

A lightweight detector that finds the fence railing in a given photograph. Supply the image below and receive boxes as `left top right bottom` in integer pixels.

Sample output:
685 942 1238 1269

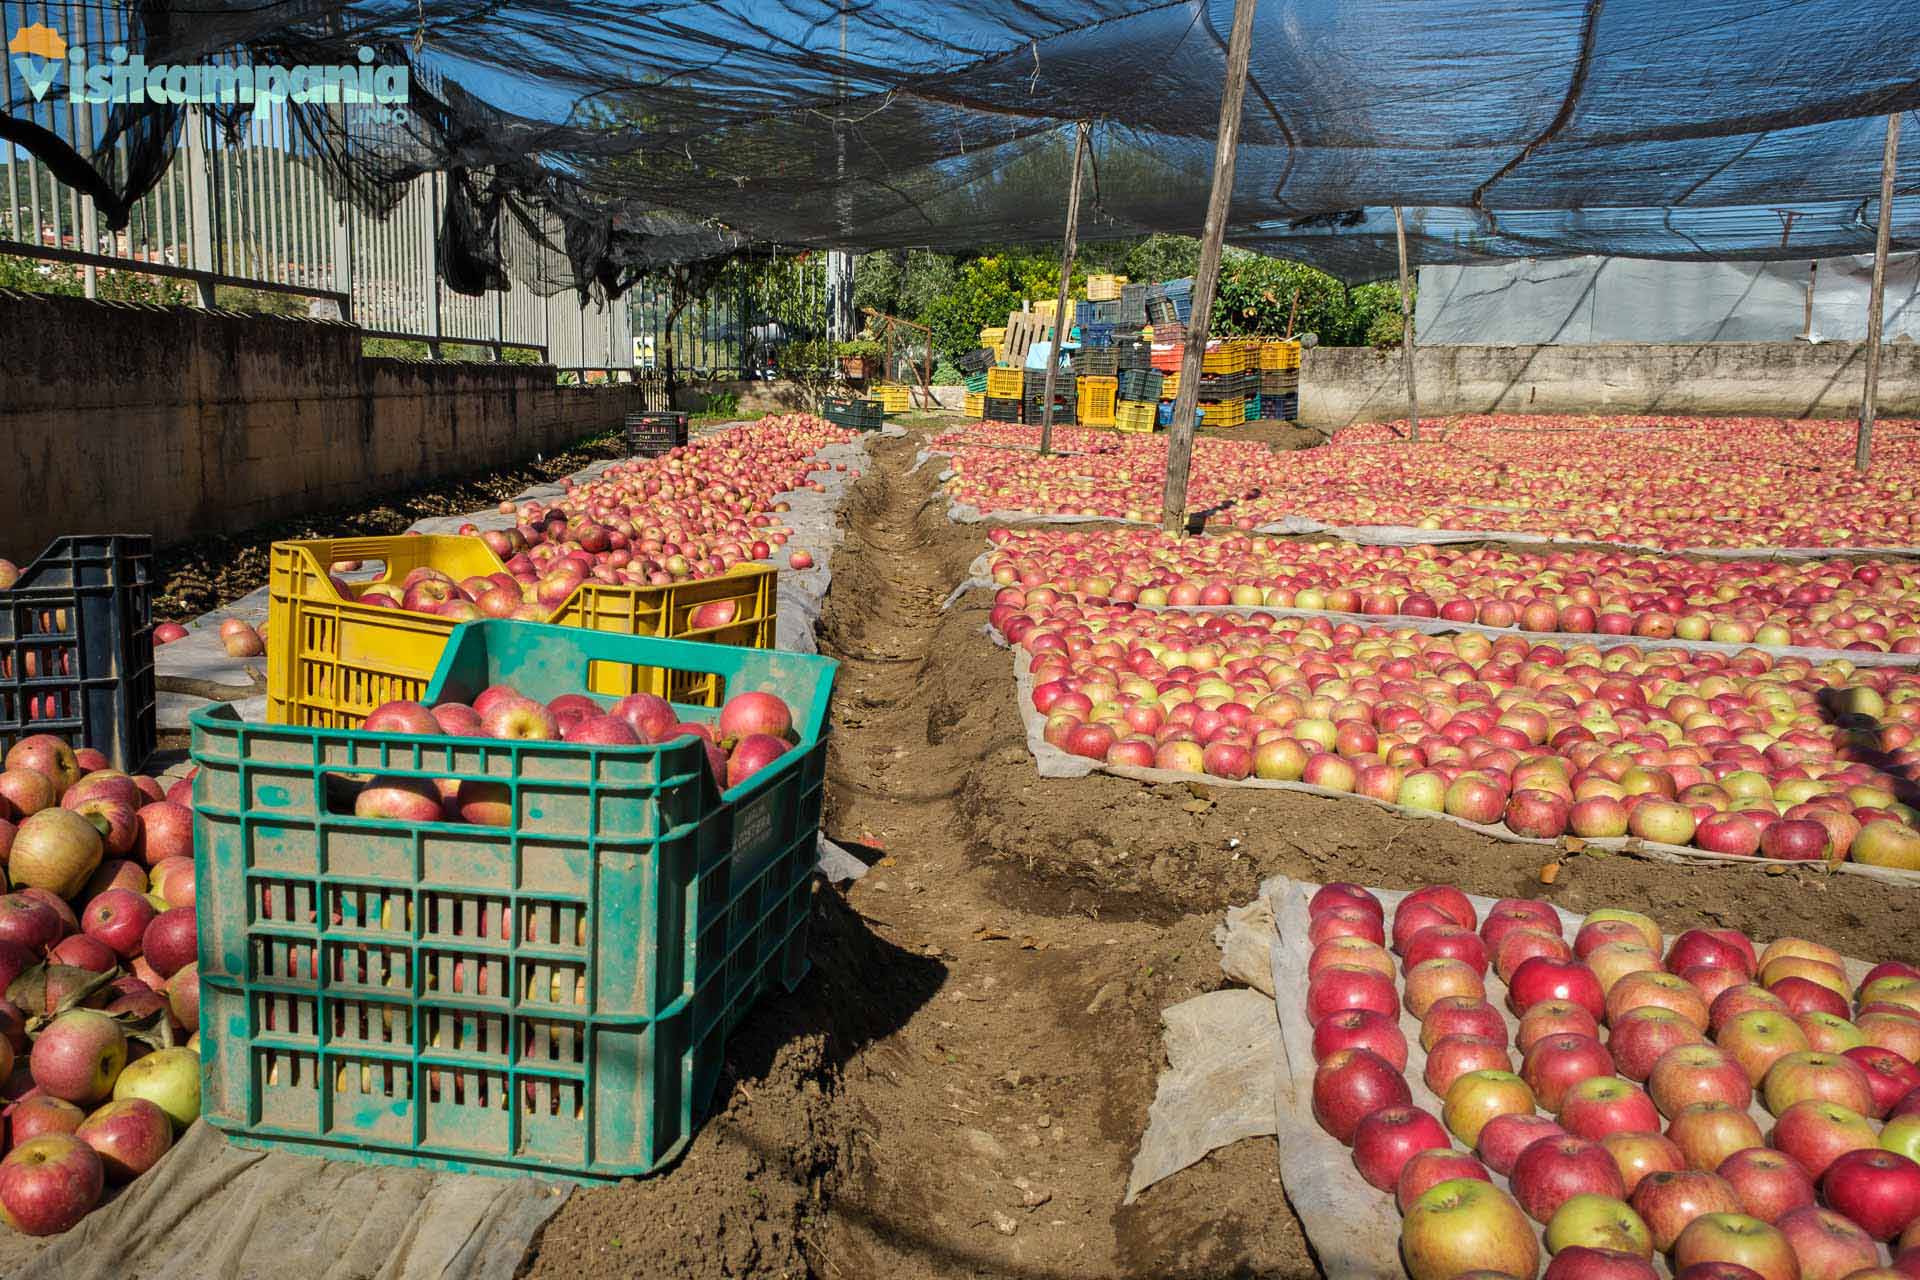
2 1 630 370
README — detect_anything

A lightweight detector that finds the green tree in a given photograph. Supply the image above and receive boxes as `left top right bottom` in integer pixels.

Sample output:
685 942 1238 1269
1124 234 1200 285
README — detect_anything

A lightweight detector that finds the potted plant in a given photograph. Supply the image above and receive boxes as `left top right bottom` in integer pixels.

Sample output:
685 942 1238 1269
834 339 882 380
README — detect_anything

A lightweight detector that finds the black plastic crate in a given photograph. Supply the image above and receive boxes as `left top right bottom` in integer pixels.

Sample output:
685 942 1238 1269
1072 347 1119 377
956 347 994 374
1117 368 1165 401
983 396 1024 422
822 395 885 430
1199 371 1256 399
1118 283 1149 325
1266 392 1301 421
0 535 155 771
624 411 690 458
1023 400 1078 425
1022 367 1077 396
1116 339 1153 371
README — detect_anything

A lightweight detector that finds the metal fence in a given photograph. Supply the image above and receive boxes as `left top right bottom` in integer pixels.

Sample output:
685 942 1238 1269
1 0 630 370
629 253 827 377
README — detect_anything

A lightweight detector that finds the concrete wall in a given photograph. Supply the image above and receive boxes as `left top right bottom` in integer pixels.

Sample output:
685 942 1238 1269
1301 341 1920 431
0 292 645 557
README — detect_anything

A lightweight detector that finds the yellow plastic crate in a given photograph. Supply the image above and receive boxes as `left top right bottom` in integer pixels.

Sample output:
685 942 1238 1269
1077 375 1117 426
964 392 985 418
1161 372 1180 400
1031 299 1057 323
1086 274 1127 302
985 367 1025 398
1199 399 1246 428
265 535 776 728
875 383 912 414
1259 339 1302 370
979 326 1006 346
1201 343 1248 374
1114 400 1157 433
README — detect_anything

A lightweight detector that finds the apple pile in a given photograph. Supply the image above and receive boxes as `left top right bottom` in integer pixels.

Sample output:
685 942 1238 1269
1002 598 1920 869
939 432 1281 519
347 686 802 822
927 423 1126 457
0 734 203 1236
1307 883 1920 1279
984 528 1920 653
1226 415 1920 550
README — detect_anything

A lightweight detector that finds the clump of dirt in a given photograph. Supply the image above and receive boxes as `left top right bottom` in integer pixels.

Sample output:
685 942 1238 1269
154 428 626 619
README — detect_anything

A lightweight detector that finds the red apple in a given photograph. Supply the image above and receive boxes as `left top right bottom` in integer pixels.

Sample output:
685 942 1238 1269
1352 1104 1453 1191
0 1133 103 1235
1421 997 1508 1051
1630 1168 1744 1252
1559 1076 1661 1142
1306 965 1399 1025
1396 1149 1492 1214
1774 1205 1880 1280
1311 1048 1411 1144
1426 1034 1514 1097
1309 882 1384 921
1510 1135 1626 1224
1312 1009 1409 1070
1510 957 1607 1021
1670 1213 1798 1280
1819 1148 1920 1241
1610 1006 1707 1082
1666 1101 1765 1172
1767 1099 1878 1180
79 887 154 959
75 1096 172 1183
1522 1033 1616 1113
1521 1000 1603 1054
1714 1147 1816 1225
1845 1045 1920 1118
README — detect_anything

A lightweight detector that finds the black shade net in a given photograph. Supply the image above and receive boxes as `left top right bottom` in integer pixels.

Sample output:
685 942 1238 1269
5 0 1920 297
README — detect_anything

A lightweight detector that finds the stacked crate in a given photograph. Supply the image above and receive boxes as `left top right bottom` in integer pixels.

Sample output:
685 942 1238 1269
1071 346 1119 379
1260 339 1302 421
1022 367 1077 425
964 392 986 418
1077 376 1118 427
1086 273 1128 302
1113 400 1157 433
1117 368 1164 403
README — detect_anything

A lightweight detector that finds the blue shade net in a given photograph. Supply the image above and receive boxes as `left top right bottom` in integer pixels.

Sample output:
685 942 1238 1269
3 0 1917 294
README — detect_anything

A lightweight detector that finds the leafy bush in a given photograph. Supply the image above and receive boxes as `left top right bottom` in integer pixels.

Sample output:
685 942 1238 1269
931 360 964 386
1367 306 1407 349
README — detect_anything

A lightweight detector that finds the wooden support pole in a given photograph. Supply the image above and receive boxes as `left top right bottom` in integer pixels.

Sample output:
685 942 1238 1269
1039 121 1091 457
1858 112 1900 473
1162 0 1258 532
1394 206 1421 443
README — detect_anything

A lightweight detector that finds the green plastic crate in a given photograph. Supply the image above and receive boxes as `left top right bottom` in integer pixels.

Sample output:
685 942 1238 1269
190 620 836 1182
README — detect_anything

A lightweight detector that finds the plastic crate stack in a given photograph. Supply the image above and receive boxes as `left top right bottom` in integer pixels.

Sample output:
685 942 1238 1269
0 535 155 771
1260 339 1302 421
1117 283 1150 327
979 326 1007 365
1021 367 1077 426
985 367 1025 399
193 620 835 1183
962 371 989 394
1146 278 1194 326
1077 375 1118 427
1117 368 1164 403
964 392 985 418
1086 273 1128 302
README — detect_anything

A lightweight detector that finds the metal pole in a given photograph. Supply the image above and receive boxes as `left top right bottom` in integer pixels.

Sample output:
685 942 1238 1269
1039 121 1090 457
1803 261 1817 340
1858 112 1900 473
1162 0 1258 533
1395 206 1420 442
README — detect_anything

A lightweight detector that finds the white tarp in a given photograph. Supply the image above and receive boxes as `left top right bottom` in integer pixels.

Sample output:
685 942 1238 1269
1415 253 1920 346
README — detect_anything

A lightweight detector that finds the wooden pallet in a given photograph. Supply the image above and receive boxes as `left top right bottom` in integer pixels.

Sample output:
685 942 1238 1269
1004 311 1047 365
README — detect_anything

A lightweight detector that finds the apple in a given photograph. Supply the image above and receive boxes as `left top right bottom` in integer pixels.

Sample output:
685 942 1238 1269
75 1096 172 1183
1583 909 1661 953
1542 1247 1657 1279
1845 1046 1920 1117
6 1094 83 1145
1312 1009 1408 1070
1499 929 1579 985
1630 1168 1744 1252
1774 1205 1880 1280
1394 900 1467 956
1710 986 1788 1036
0 1134 103 1235
1820 1148 1920 1241
1769 977 1849 1020
1671 1214 1798 1280
1478 1112 1570 1176
1405 958 1487 1018
1442 1069 1537 1148
1311 1047 1411 1143
1400 1179 1540 1280
1510 957 1606 1021
1309 882 1384 920
1607 972 1710 1033
1422 997 1508 1051
111 1046 200 1129
1404 924 1490 977
1309 906 1386 948
1311 936 1396 982
80 887 154 959
1796 1012 1867 1055
1666 1101 1765 1172
1352 1104 1453 1191
354 776 443 822
1881 1112 1920 1162
1610 1007 1707 1082
29 1010 125 1105
1714 1147 1816 1224
1396 1149 1493 1214
1427 1034 1515 1097
1522 1001 1603 1054
480 698 560 740
1545 1194 1654 1260
1588 943 1664 996
1577 919 1659 960
1559 1076 1661 1142
1717 1010 1810 1086
1760 1050 1876 1117
141 907 197 979
1306 965 1398 1025
1667 929 1755 979
1512 1135 1628 1224
46 934 114 973
1859 1011 1920 1062
1585 1120 1679 1190
1522 1033 1617 1114
1767 1099 1878 1180
1402 883 1477 931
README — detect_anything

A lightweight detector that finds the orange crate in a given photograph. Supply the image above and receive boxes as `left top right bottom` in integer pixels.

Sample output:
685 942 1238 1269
265 535 776 727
